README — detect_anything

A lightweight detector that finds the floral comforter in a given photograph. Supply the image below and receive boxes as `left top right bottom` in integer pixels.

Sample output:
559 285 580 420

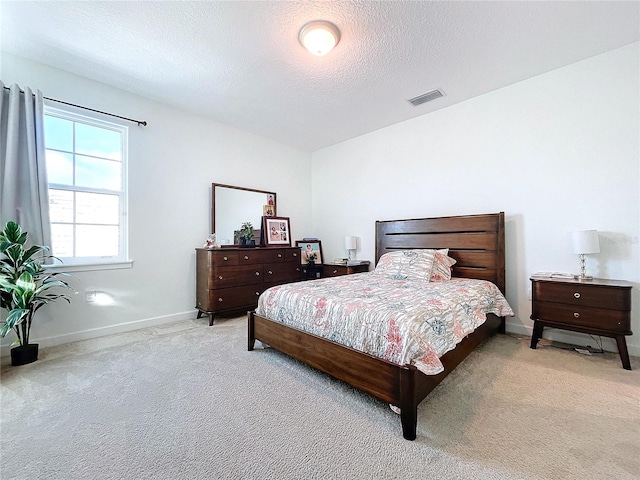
256 274 514 375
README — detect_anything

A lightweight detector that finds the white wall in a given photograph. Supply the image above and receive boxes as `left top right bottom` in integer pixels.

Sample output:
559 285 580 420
311 43 640 355
2 44 638 357
0 53 312 349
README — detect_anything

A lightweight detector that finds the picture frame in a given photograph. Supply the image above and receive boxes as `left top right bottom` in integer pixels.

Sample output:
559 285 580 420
296 240 323 265
262 216 291 247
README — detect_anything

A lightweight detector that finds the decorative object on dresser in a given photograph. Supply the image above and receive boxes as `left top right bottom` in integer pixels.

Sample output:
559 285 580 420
195 247 300 325
203 233 219 249
262 216 291 247
296 240 323 265
212 183 276 246
530 275 633 370
570 230 600 280
249 212 509 440
237 222 255 247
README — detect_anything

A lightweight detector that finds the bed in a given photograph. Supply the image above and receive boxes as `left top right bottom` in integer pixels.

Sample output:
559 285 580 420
248 212 511 440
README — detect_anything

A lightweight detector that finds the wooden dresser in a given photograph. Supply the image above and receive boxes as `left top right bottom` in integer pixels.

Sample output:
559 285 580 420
530 276 633 369
196 247 300 325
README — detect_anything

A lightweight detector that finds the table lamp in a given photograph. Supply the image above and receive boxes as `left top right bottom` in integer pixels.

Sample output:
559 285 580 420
344 236 357 261
570 230 600 280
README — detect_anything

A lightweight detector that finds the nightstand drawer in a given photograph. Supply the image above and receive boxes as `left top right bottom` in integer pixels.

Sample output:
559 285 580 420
533 301 630 333
324 265 349 277
533 282 630 310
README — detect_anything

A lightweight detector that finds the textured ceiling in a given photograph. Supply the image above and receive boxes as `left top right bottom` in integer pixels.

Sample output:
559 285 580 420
1 1 638 151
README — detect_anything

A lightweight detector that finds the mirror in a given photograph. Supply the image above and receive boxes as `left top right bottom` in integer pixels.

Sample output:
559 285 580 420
212 183 277 246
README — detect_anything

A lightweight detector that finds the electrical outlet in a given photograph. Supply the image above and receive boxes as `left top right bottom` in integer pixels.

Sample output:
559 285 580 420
85 290 96 303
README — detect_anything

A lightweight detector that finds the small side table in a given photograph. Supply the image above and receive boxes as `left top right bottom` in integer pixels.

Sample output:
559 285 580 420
529 276 633 370
301 263 323 280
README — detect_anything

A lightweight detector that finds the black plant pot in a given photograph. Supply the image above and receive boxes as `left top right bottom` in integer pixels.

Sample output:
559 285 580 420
11 343 39 366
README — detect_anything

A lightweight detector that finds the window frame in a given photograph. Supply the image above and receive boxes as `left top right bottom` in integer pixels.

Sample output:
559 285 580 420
43 104 130 269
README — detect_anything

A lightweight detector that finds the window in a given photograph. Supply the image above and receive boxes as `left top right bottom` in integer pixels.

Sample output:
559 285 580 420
43 107 128 266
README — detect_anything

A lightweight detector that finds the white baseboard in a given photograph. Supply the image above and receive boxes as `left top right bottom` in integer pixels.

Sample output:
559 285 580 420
0 310 197 356
2 314 637 360
504 320 639 357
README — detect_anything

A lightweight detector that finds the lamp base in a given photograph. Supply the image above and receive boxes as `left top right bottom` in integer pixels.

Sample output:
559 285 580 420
573 274 593 281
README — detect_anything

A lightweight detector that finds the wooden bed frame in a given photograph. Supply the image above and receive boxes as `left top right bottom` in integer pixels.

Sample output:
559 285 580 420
248 212 506 440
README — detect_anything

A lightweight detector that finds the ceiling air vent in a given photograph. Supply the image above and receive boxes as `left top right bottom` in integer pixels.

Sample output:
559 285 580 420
407 89 444 107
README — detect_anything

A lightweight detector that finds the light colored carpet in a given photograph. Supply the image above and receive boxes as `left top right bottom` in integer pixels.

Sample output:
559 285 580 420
1 316 638 480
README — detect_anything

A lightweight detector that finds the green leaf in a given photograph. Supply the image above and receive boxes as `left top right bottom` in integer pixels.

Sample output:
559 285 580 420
0 308 29 337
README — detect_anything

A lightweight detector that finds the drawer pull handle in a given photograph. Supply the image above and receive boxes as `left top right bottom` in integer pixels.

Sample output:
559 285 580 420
244 255 249 260
278 254 282 258
574 292 581 299
333 270 338 274
218 298 223 302
255 272 260 276
574 312 580 318
218 276 223 280
255 292 260 296
293 253 298 257
268 270 273 275
223 256 228 261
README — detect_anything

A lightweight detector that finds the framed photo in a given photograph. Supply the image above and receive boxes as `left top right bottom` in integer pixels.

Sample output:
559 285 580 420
296 240 323 265
263 204 275 217
262 216 291 247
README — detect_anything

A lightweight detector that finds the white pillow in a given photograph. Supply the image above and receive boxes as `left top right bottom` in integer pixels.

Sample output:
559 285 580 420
374 250 436 281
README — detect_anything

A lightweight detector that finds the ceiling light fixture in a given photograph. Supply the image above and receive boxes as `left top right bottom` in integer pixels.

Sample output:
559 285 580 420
298 20 340 56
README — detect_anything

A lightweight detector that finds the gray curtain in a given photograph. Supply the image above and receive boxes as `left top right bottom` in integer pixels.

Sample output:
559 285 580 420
0 82 51 247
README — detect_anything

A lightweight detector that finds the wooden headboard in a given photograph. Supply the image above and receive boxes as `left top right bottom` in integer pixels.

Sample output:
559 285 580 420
375 212 505 294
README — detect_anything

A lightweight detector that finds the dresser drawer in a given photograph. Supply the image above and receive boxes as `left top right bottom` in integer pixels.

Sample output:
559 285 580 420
264 262 300 283
196 249 239 266
207 265 263 288
533 301 631 333
532 281 630 310
261 248 300 263
207 285 265 311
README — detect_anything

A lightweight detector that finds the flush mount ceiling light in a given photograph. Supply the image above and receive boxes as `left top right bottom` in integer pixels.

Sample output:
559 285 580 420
298 20 340 56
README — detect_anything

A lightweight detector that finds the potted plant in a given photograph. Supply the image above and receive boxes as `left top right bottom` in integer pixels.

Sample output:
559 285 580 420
0 221 72 366
239 222 255 247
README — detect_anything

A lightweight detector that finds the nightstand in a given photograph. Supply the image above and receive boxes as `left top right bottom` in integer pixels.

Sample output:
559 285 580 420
530 276 633 370
323 262 370 278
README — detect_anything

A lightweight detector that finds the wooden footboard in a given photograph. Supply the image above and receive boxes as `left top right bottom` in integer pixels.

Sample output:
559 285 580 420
248 310 503 440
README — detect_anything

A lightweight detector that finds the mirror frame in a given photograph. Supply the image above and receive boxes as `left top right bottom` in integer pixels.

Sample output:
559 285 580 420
212 183 277 245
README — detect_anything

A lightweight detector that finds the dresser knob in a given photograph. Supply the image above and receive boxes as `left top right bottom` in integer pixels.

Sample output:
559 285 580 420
574 292 581 299
218 298 223 302
223 256 228 261
255 292 260 296
255 272 260 276
278 254 282 258
293 252 298 257
218 276 223 280
574 312 580 318
268 270 273 275
244 255 249 260
333 270 338 274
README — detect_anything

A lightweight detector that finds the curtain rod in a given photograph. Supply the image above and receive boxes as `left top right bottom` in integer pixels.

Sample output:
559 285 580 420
2 85 147 127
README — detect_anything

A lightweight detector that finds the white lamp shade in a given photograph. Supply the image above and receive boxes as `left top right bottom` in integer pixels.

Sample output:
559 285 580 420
344 236 357 250
570 230 600 254
299 21 340 56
